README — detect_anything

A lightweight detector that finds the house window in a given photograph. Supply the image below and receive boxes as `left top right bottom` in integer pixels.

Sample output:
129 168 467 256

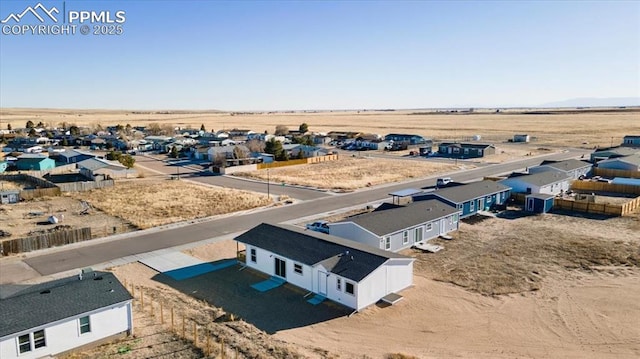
384 237 391 250
426 223 433 231
458 204 463 211
18 334 31 353
470 201 475 211
402 231 408 244
464 148 469 154
345 282 355 295
250 248 256 263
337 278 342 291
294 263 303 275
79 316 91 334
486 196 491 202
33 330 46 349
453 214 459 223
453 147 460 153
449 216 453 225
478 149 483 155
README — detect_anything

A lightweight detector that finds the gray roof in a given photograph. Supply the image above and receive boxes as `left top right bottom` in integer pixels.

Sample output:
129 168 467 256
599 154 640 166
77 158 126 171
389 188 423 197
537 159 591 172
592 147 637 157
439 142 494 149
344 199 458 236
58 149 95 160
502 171 570 187
235 223 411 282
429 180 511 204
526 193 555 200
0 271 132 338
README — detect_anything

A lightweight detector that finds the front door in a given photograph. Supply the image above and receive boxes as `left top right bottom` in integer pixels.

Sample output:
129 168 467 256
526 198 534 212
440 218 447 235
479 198 485 211
318 271 327 295
274 257 286 279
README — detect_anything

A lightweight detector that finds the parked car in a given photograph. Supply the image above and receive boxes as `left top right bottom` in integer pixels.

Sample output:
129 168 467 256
306 220 330 234
436 177 453 187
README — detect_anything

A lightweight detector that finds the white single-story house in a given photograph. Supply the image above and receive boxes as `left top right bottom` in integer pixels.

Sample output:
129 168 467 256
329 199 460 252
0 190 20 204
528 159 592 180
236 223 414 311
499 171 571 195
0 271 133 359
597 154 640 172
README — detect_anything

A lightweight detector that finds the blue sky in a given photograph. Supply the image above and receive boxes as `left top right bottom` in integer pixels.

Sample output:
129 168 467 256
0 0 638 110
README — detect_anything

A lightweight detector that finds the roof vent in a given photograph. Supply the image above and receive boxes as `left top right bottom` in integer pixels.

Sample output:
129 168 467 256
93 276 103 281
40 290 51 295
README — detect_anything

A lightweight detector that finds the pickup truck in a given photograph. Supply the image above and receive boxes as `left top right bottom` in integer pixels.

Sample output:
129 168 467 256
305 220 330 234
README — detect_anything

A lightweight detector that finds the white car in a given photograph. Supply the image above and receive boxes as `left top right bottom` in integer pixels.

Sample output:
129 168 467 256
306 220 330 234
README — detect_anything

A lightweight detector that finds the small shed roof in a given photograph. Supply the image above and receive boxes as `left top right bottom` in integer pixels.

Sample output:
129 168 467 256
538 159 591 172
525 193 555 200
389 188 423 197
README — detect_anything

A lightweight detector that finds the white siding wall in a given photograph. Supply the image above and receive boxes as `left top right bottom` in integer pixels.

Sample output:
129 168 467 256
321 272 358 309
328 223 380 249
244 245 313 291
0 302 132 359
356 259 414 311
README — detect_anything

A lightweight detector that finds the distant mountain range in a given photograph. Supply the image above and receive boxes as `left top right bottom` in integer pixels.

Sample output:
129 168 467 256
539 97 640 108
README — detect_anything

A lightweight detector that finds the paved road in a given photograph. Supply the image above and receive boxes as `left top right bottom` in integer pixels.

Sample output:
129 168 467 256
136 154 330 200
22 149 584 276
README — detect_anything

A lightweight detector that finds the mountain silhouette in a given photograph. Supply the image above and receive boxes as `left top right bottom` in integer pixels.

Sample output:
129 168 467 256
1 2 59 23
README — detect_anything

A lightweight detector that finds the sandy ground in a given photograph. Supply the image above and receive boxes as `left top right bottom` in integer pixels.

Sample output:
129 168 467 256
0 195 130 240
87 210 640 359
2 107 638 148
234 156 461 191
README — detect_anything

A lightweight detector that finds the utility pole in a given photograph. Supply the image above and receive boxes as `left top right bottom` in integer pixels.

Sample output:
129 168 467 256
267 168 270 198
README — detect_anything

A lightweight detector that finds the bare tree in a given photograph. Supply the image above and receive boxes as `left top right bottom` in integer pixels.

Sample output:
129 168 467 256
274 125 289 136
213 152 227 168
245 139 265 153
233 146 249 159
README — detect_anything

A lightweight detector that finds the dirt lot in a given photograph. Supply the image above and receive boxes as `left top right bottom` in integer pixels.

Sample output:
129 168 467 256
234 156 461 191
0 178 272 242
69 179 272 229
84 210 640 359
0 195 129 240
2 107 638 148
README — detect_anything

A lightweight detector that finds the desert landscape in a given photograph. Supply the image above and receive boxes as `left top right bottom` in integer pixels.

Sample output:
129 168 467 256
1 107 639 358
68 209 640 359
1 107 638 148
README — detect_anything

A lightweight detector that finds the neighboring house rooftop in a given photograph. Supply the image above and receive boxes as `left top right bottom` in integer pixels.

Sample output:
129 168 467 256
344 199 458 236
599 154 640 166
58 149 95 160
439 142 494 149
17 154 49 159
504 171 571 187
537 159 591 171
235 223 411 282
77 158 126 171
0 271 132 338
430 180 511 203
592 147 637 157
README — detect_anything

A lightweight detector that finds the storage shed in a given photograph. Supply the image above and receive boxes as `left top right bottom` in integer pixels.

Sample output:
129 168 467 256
525 193 554 213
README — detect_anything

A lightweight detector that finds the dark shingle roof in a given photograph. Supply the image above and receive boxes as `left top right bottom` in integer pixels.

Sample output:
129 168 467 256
235 223 411 282
0 271 132 337
503 171 570 187
429 180 511 204
538 159 591 172
439 142 494 149
344 199 458 236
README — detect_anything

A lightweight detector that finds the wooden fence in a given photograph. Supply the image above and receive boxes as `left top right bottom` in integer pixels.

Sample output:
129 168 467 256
1 227 92 256
257 154 339 170
123 282 240 359
90 224 135 239
56 179 115 192
23 163 78 177
593 167 640 179
0 173 61 200
552 198 624 216
571 180 640 195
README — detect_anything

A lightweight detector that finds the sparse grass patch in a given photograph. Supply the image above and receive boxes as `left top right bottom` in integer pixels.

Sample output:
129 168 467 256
235 157 459 190
71 179 271 229
412 212 640 295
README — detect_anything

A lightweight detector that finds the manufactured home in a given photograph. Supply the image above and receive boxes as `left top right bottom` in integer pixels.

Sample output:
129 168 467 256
0 271 133 359
236 223 414 311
